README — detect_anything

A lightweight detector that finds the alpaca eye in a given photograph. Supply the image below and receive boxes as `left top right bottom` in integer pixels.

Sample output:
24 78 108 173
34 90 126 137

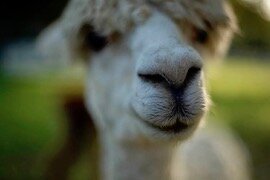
80 24 108 52
195 29 209 44
85 30 108 52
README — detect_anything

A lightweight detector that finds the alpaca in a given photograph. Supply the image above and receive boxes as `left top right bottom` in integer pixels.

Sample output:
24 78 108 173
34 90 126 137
37 0 250 179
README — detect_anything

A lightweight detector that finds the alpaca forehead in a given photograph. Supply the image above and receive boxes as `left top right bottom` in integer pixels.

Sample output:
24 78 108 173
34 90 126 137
57 0 235 61
63 0 230 35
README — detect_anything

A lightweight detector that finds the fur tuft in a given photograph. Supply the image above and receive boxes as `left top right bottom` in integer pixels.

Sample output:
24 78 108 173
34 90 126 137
39 0 237 60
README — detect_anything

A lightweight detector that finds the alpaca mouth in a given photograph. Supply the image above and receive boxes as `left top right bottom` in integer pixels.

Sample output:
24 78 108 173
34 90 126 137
142 119 190 134
130 103 192 133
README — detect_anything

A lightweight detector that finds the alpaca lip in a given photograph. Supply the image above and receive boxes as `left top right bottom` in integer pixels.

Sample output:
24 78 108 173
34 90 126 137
143 120 190 134
130 103 191 133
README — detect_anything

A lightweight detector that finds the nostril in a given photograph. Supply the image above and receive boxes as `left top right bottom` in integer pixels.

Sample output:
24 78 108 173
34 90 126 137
138 66 201 87
138 73 167 84
183 67 201 86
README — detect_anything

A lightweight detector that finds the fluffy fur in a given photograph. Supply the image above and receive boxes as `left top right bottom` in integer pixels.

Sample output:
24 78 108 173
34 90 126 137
43 0 237 59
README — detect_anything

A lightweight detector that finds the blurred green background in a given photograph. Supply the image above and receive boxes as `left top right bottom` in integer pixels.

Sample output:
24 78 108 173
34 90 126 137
0 0 270 179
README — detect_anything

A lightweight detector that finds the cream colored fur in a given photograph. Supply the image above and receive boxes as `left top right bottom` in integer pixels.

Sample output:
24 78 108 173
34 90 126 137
37 0 250 180
38 0 237 60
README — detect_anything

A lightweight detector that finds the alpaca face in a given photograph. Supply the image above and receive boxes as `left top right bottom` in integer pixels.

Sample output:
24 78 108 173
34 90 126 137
86 10 209 141
37 0 235 141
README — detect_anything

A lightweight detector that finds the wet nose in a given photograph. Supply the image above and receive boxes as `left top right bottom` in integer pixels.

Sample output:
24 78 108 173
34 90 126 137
137 46 203 89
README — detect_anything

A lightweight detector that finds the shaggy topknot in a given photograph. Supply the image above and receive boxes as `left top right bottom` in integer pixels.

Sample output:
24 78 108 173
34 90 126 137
39 0 237 60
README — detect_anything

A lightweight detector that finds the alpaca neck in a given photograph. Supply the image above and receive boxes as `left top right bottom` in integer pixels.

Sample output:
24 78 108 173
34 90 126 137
100 133 176 180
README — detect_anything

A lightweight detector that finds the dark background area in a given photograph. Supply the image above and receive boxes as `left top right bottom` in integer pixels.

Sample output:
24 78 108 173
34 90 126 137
0 0 68 49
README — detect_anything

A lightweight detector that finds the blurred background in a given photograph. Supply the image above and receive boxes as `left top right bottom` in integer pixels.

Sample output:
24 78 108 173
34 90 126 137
0 0 269 179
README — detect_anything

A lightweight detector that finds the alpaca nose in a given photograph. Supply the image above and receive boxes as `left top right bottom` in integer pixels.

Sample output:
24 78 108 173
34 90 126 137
138 67 201 87
137 47 203 88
